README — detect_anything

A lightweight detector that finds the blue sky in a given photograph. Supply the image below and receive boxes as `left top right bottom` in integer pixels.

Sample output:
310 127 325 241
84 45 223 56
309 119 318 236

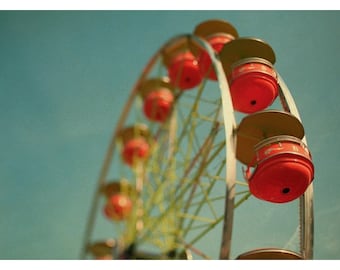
0 10 339 260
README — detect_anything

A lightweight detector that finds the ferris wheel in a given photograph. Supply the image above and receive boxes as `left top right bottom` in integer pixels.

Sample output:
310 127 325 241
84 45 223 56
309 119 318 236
80 19 315 260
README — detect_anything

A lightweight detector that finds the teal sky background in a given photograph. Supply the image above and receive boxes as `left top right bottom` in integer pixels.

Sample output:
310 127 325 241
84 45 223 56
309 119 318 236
0 10 339 260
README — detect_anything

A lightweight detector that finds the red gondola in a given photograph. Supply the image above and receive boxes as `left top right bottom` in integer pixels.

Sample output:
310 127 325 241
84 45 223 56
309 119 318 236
193 19 239 80
143 88 174 122
219 38 278 113
121 137 150 166
245 135 314 203
229 57 278 113
118 124 152 167
198 35 235 80
104 193 133 221
167 51 202 90
162 38 203 90
236 248 303 259
138 78 175 123
101 181 135 222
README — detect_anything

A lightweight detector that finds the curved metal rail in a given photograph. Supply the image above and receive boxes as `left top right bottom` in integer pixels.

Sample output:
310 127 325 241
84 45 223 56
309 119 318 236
277 74 314 259
189 35 237 260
